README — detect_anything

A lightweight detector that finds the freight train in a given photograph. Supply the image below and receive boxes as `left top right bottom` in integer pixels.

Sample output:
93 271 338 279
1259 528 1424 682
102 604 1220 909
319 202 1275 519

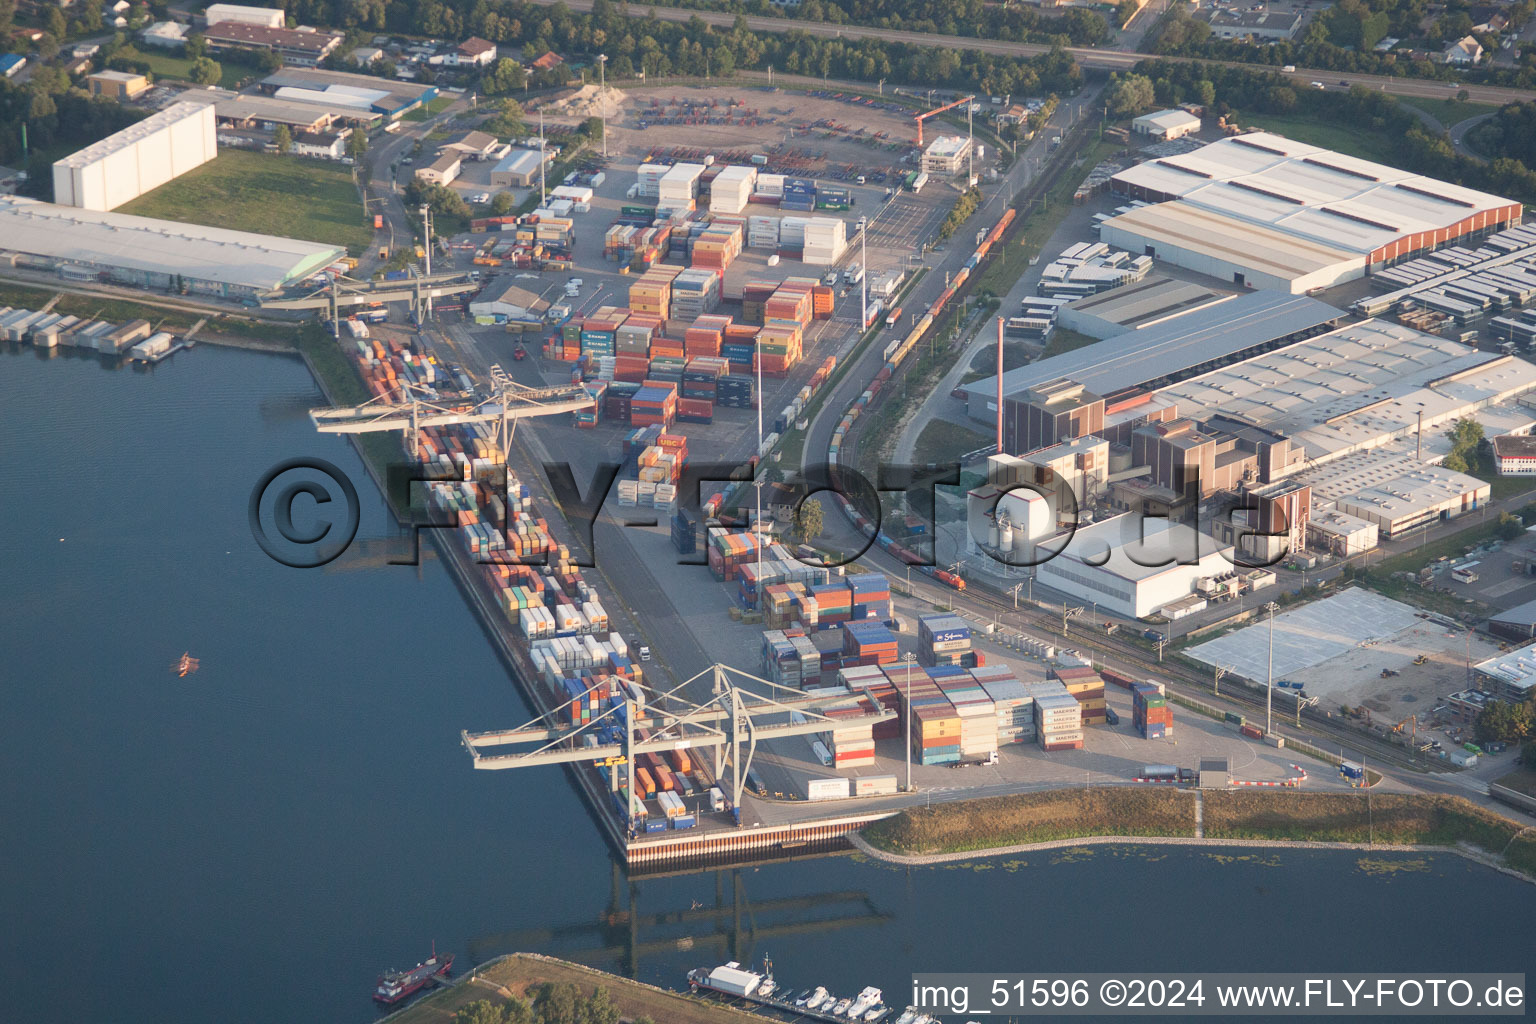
824 207 1015 589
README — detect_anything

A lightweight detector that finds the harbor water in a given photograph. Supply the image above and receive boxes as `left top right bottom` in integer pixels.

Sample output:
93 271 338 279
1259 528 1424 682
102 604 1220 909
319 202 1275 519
1 343 1533 1024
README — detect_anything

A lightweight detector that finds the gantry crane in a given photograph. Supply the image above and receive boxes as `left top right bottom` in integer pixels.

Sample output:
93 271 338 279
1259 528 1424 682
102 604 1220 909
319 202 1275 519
309 363 593 452
462 664 897 820
915 94 976 146
260 270 478 338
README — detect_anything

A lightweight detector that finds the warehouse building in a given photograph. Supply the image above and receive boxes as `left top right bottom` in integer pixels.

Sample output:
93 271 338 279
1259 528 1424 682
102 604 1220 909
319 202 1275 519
965 290 1341 432
922 135 973 176
1487 601 1536 644
470 279 548 323
202 4 286 28
492 148 544 188
1473 644 1536 703
1155 319 1536 465
1032 514 1238 620
1205 7 1303 39
258 68 437 119
1107 132 1521 288
1306 450 1490 538
204 23 343 66
1131 109 1202 141
1492 434 1536 475
87 70 149 100
203 92 349 133
1056 275 1235 339
0 196 343 296
417 152 461 186
53 102 216 212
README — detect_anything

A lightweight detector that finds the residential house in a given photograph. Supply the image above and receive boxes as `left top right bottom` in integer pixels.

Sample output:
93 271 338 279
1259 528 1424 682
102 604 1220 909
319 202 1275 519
1443 34 1484 64
455 37 497 66
293 129 348 160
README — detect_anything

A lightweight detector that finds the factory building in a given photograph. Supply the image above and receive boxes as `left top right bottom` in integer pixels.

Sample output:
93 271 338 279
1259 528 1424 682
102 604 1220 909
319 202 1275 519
204 23 343 66
0 196 343 296
1032 514 1238 620
52 102 217 212
1131 109 1202 141
1492 434 1536 475
965 291 1341 428
1056 276 1235 339
258 68 438 119
1106 132 1521 288
492 149 545 188
921 135 973 176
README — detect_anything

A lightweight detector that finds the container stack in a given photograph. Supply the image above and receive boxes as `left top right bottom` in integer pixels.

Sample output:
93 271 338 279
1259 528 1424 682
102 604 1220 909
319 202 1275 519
977 671 1032 745
628 265 680 319
631 381 677 428
709 165 758 215
821 704 876 768
691 222 743 271
637 163 668 197
670 269 722 319
753 173 785 203
658 163 705 209
706 526 772 580
685 314 730 358
764 286 813 328
754 325 801 376
1053 666 1108 727
803 217 848 266
842 620 898 666
761 628 823 689
1133 682 1172 739
910 701 962 765
782 177 817 211
1034 686 1084 751
740 278 776 323
847 573 892 622
580 309 626 358
918 614 972 667
932 672 998 756
778 216 810 260
722 322 759 372
811 581 853 627
672 507 697 555
716 373 756 409
815 187 851 211
747 215 780 251
812 284 835 319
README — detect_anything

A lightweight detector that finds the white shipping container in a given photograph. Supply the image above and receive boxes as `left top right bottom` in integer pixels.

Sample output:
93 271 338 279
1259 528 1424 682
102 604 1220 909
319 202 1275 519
806 777 850 801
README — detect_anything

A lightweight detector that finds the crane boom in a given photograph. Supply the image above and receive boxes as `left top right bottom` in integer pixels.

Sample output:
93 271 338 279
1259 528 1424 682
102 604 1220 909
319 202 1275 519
915 94 976 146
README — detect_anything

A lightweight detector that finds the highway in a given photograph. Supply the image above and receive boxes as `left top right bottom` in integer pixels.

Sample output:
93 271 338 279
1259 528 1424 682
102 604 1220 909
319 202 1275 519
528 0 1536 105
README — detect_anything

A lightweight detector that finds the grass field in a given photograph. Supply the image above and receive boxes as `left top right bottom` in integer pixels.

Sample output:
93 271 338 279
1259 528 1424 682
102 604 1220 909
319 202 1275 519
1202 791 1520 850
862 788 1198 855
1398 97 1498 128
119 150 372 255
403 95 456 122
384 953 761 1024
116 46 252 90
911 418 991 465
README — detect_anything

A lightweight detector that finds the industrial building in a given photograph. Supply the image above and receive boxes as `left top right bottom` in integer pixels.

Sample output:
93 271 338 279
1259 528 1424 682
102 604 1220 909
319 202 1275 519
417 152 462 186
1032 514 1239 619
140 21 189 47
440 130 500 161
470 279 550 322
257 68 438 119
203 92 352 133
1056 276 1235 339
1302 449 1490 538
921 135 973 176
1205 7 1303 39
202 3 286 28
492 149 545 188
1473 644 1536 703
965 291 1342 434
1154 319 1536 465
52 102 217 212
204 23 343 66
1131 109 1202 141
0 196 343 296
1106 132 1521 289
1489 601 1536 643
1492 434 1536 475
87 70 149 100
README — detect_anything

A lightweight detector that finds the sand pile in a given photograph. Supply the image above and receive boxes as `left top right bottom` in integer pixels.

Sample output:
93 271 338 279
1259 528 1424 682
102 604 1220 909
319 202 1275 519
541 84 627 118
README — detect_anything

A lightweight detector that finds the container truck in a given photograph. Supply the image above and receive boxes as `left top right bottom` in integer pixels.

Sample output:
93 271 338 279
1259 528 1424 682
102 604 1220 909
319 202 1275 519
909 172 929 193
1142 764 1178 780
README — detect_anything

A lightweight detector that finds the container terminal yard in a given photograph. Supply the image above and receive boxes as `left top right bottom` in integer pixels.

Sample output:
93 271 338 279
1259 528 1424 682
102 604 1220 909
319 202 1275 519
17 73 1534 872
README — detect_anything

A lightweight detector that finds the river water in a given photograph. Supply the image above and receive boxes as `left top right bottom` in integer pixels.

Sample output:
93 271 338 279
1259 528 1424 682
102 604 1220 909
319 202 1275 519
2 344 1532 1024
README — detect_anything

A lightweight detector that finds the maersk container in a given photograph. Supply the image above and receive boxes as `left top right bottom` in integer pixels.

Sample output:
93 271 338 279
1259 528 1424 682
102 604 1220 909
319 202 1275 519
644 818 667 833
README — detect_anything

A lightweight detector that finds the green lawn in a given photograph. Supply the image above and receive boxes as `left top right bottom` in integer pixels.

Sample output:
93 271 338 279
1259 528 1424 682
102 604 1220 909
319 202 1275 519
1398 97 1497 128
1241 114 1397 163
403 95 456 122
119 150 372 255
120 47 252 90
912 419 992 465
1038 326 1097 360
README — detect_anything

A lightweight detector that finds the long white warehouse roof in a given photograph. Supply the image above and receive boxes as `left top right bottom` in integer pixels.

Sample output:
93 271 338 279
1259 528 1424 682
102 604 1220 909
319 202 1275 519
1111 131 1518 255
0 196 343 291
54 102 211 170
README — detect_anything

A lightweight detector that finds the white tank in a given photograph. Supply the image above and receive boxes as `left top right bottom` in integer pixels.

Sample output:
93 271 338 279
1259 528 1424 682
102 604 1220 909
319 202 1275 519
988 522 1000 548
998 523 1014 550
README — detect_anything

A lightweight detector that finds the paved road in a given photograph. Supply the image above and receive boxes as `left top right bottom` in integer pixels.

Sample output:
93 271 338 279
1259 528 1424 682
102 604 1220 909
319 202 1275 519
529 0 1536 105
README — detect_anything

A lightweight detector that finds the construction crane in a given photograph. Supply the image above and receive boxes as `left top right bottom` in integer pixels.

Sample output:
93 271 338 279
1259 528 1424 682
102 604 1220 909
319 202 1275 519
462 664 897 819
309 363 593 452
915 94 975 147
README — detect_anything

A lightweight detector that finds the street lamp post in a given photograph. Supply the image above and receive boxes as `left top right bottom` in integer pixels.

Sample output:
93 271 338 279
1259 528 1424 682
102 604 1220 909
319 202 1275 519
858 216 868 332
902 652 916 793
1265 601 1278 735
597 54 609 159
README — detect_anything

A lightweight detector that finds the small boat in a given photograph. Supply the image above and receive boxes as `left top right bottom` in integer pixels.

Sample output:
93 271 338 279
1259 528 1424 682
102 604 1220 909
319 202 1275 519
373 944 453 1005
794 989 813 1007
832 997 853 1015
806 987 830 1010
757 977 777 999
864 1005 891 1021
172 652 199 677
894 1011 920 1024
